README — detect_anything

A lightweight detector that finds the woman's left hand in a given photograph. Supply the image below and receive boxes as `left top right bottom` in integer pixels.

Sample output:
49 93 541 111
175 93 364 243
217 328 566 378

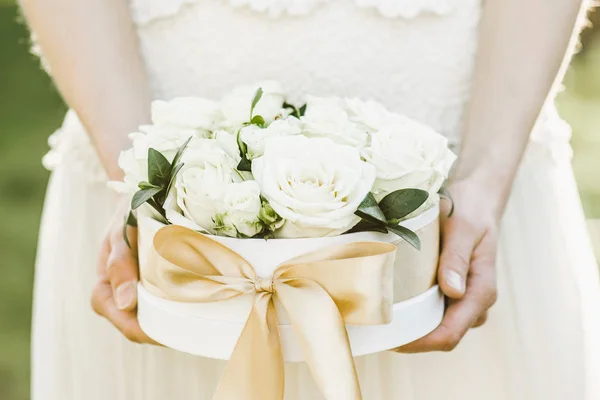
396 179 500 353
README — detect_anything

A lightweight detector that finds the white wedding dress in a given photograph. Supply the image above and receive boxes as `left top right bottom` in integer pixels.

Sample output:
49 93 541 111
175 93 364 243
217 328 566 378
32 0 600 399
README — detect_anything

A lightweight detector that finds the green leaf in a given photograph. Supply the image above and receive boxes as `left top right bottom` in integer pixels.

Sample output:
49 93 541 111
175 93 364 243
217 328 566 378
165 163 184 198
355 192 387 224
237 156 252 172
250 87 263 118
131 186 163 210
250 115 265 127
283 102 301 118
386 223 421 250
438 186 455 217
236 126 252 171
298 104 307 117
147 148 172 186
379 189 429 220
126 210 138 227
171 136 193 168
123 210 137 249
138 181 161 190
147 197 166 218
237 128 248 156
346 220 389 234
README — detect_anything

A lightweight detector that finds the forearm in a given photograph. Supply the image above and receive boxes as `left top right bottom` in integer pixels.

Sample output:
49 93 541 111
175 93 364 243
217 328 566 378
454 0 588 218
20 0 152 180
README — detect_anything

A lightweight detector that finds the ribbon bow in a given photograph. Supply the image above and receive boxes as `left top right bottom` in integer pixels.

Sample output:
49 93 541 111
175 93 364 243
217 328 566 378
144 225 397 400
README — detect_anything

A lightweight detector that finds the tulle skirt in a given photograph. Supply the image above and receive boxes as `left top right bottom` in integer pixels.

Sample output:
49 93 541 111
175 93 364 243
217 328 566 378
32 109 600 400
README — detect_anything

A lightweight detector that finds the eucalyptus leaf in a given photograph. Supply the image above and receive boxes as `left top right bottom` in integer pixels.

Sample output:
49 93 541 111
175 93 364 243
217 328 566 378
250 87 263 118
131 186 163 210
386 223 421 250
347 220 389 234
355 192 387 224
379 189 429 220
147 148 172 186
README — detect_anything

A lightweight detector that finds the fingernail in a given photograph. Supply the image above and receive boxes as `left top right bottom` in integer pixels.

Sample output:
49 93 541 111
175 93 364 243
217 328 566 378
115 282 137 310
444 270 465 294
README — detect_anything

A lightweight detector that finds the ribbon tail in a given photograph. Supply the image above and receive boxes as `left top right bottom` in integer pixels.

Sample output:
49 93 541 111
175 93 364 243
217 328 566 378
276 280 362 400
213 293 284 400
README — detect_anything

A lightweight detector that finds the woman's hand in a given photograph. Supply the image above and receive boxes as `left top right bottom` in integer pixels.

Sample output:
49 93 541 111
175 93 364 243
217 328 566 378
396 179 500 352
92 203 156 344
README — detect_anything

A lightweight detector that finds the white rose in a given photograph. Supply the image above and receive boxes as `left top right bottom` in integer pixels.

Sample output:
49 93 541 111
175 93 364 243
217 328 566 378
115 125 196 193
220 81 285 129
361 116 457 200
301 96 369 148
252 136 376 238
344 97 397 131
214 181 264 238
213 130 242 161
151 97 224 135
165 140 264 237
240 117 302 159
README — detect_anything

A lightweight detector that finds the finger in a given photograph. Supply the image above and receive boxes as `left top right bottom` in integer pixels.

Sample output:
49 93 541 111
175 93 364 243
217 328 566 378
396 295 482 353
91 279 158 345
472 311 488 328
107 227 140 311
437 217 479 299
97 236 111 279
396 256 496 353
439 195 453 223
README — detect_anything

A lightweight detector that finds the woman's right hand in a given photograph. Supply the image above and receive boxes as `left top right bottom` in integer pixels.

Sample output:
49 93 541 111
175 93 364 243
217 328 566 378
92 205 157 344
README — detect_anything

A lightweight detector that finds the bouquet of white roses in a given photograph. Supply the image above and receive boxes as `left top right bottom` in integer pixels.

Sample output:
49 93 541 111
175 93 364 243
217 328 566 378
116 81 456 400
117 81 455 246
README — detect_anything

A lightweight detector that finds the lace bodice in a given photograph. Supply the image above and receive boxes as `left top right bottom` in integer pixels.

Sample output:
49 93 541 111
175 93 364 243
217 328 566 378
46 0 484 181
131 0 480 142
130 0 453 21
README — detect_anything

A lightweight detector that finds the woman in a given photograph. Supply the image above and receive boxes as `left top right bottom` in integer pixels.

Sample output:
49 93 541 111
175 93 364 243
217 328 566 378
21 0 600 399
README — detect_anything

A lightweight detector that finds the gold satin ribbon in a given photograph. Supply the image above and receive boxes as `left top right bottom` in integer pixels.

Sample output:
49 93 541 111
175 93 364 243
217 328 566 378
143 225 398 400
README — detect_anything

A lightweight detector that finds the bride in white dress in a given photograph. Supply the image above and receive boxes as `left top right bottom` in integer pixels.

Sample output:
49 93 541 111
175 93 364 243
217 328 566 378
20 0 600 398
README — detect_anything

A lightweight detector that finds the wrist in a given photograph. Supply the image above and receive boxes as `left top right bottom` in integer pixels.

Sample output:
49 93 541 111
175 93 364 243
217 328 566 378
447 172 509 223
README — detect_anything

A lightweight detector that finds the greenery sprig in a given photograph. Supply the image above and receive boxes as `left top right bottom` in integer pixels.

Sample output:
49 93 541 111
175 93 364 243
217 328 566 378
236 88 307 172
282 101 307 119
122 137 192 248
236 88 264 172
349 188 429 250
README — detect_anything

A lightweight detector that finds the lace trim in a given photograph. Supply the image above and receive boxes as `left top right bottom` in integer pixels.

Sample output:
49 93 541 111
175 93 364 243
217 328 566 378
354 0 451 18
130 0 453 23
30 33 51 74
43 111 108 183
130 0 199 25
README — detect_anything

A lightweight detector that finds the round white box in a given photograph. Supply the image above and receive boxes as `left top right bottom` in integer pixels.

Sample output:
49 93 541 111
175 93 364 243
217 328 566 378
137 206 444 362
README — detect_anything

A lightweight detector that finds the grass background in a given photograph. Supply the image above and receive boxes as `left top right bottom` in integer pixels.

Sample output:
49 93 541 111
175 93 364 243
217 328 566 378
0 3 599 400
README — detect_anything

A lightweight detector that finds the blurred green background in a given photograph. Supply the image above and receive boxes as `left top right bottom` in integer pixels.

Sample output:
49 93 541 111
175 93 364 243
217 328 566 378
0 2 599 399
